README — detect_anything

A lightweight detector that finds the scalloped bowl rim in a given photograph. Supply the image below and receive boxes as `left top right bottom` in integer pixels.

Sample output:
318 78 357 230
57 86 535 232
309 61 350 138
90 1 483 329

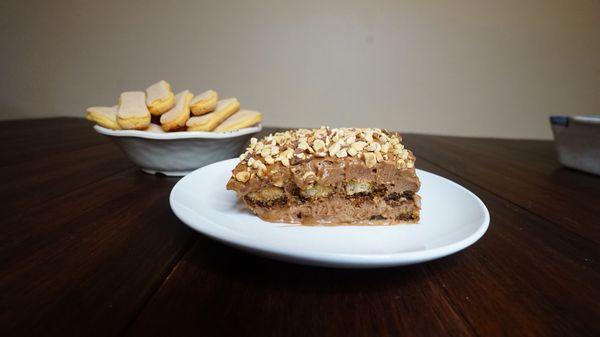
93 124 263 140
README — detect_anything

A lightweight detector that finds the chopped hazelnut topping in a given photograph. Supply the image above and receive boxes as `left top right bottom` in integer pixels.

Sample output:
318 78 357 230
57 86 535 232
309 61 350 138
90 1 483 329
256 144 264 153
312 139 325 152
302 171 317 183
235 171 250 182
328 142 341 157
232 127 414 179
270 146 280 156
336 148 348 158
364 152 377 168
260 147 271 158
352 141 367 151
298 141 309 151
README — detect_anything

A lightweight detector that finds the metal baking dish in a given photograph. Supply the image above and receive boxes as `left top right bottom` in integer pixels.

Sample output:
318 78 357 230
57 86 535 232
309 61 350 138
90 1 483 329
550 115 600 175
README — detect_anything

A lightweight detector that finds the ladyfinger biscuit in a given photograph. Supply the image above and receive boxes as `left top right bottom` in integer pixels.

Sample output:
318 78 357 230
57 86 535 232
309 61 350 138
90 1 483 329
214 109 262 132
86 106 120 130
160 90 193 131
146 80 175 116
145 123 165 133
117 91 151 130
186 98 240 131
190 90 218 115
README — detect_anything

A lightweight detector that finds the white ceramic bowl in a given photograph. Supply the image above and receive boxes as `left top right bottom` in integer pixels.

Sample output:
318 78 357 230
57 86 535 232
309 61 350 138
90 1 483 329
94 124 262 176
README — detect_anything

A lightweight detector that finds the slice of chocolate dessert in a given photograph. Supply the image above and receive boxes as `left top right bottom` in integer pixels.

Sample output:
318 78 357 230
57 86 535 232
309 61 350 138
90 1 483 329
226 127 421 225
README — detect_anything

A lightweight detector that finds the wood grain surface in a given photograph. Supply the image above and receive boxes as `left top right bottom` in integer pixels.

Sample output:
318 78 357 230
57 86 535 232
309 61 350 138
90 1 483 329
1 118 598 337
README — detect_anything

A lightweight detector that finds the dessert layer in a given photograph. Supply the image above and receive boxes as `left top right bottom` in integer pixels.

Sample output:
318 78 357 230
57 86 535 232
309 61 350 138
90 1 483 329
226 127 421 225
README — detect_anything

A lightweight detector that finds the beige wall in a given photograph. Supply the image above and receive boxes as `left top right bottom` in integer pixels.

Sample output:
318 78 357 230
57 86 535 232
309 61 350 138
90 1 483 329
1 0 599 139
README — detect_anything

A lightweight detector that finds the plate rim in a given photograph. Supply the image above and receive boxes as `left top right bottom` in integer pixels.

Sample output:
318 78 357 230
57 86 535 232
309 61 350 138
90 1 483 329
170 159 490 267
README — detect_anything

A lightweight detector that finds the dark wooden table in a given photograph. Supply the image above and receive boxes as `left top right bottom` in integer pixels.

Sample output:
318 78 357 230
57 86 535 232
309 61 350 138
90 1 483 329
1 118 599 337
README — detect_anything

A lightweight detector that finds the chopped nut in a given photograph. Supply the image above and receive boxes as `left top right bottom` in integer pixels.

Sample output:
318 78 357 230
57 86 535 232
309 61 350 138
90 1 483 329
270 146 280 156
315 152 327 157
298 141 309 150
336 148 348 158
364 152 377 168
272 178 284 187
312 139 325 152
352 141 367 151
284 148 294 159
256 161 267 171
235 171 250 182
396 159 406 169
264 156 275 164
375 151 383 162
247 157 256 167
347 147 358 157
260 147 271 158
406 160 415 168
251 159 263 169
302 171 316 182
328 142 341 157
365 142 380 152
281 156 290 167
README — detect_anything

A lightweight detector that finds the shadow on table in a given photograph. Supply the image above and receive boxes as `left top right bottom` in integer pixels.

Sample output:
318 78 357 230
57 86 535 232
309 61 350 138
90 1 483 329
186 235 460 291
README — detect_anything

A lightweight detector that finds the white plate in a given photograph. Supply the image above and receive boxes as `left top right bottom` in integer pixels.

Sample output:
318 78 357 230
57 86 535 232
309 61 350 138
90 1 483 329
170 159 489 268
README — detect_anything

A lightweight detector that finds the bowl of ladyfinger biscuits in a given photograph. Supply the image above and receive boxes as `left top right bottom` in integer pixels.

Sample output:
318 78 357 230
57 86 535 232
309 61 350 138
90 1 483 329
86 80 263 176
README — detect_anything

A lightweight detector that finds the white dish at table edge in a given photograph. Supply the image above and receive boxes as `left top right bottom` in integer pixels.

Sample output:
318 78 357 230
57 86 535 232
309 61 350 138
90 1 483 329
94 124 262 176
170 158 490 268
